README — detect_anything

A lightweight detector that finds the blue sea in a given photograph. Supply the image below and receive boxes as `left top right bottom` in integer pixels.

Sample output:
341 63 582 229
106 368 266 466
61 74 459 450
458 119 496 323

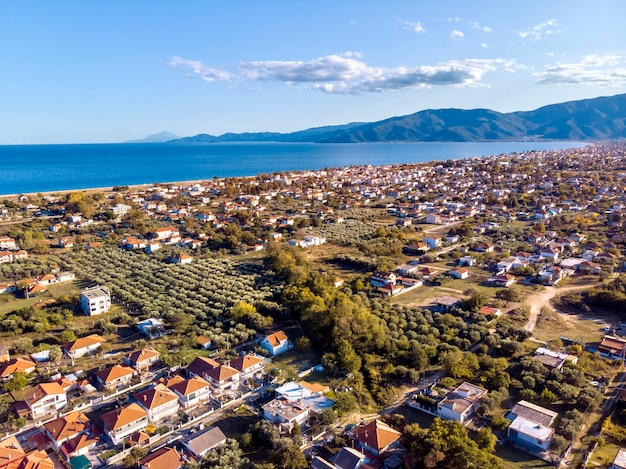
0 141 586 195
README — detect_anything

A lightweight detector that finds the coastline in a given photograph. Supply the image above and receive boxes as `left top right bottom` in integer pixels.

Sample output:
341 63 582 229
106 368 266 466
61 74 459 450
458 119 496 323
0 141 588 199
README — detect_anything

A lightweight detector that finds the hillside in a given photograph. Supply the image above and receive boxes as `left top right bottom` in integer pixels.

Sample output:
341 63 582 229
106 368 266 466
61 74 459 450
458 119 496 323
170 93 626 143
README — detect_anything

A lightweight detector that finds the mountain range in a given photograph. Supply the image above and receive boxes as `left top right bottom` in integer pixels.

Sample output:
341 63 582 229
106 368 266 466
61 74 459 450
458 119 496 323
167 93 626 144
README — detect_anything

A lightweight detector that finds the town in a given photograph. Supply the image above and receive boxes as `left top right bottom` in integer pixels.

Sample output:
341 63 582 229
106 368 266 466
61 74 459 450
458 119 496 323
0 142 625 469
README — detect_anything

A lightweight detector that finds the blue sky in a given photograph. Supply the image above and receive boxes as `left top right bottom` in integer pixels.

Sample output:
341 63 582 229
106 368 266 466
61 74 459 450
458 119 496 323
1 1 625 144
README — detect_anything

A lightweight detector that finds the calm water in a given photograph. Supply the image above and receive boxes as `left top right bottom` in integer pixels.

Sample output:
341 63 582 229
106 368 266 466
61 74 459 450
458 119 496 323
0 141 586 195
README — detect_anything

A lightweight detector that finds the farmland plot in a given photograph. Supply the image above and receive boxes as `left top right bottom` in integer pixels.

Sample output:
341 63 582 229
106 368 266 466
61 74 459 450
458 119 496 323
60 246 284 345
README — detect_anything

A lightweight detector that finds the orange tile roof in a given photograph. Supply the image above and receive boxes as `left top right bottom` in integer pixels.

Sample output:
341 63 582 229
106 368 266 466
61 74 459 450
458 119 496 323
230 354 264 372
354 420 402 453
126 347 160 364
186 356 219 376
95 365 134 384
133 384 179 410
0 437 25 469
64 334 106 351
59 433 99 459
0 358 36 378
266 331 288 347
205 364 239 383
101 403 147 431
23 383 65 406
139 447 183 469
18 450 54 469
167 376 210 396
43 411 90 441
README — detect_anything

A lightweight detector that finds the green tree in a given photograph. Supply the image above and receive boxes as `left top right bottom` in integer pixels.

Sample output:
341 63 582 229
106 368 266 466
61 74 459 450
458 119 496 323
475 427 498 453
274 441 308 469
3 372 28 394
201 439 249 469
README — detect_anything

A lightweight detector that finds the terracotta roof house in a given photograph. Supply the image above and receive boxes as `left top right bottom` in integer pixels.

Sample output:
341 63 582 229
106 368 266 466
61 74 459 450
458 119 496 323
63 335 106 359
95 365 135 390
353 420 402 455
261 331 292 356
133 384 180 423
43 411 90 451
59 433 99 462
186 356 219 379
230 354 265 377
171 253 193 265
0 358 36 379
139 447 184 469
167 376 211 408
182 425 227 458
203 364 240 390
101 402 149 445
125 348 161 371
23 382 67 420
196 336 211 350
598 335 626 359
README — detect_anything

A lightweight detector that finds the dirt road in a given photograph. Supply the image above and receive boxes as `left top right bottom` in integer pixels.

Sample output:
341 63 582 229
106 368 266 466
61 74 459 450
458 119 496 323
522 282 604 332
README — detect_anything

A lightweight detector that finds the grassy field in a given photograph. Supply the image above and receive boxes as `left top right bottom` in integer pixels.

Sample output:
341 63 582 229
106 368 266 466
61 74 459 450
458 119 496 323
533 307 609 344
585 437 621 468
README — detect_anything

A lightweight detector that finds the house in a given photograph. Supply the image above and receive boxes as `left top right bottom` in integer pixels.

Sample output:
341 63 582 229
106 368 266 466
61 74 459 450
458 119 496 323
449 268 469 279
43 411 90 451
167 376 212 408
139 447 184 469
597 335 626 359
24 382 67 420
56 271 76 283
333 447 367 469
136 318 166 339
610 449 626 469
459 256 476 267
533 347 578 370
197 335 212 350
506 400 558 452
419 267 439 279
353 419 402 456
133 384 180 423
171 253 193 265
63 335 106 359
59 433 99 462
95 365 135 389
0 358 36 379
123 236 147 251
370 271 397 287
145 242 161 254
274 381 335 414
436 382 487 424
182 425 228 458
474 242 495 253
230 354 265 378
101 402 149 445
434 296 462 312
490 274 516 288
478 306 502 317
261 331 292 356
80 286 111 315
125 348 161 372
424 236 441 249
153 226 179 241
262 396 310 432
203 364 240 390
186 356 220 380
396 264 419 276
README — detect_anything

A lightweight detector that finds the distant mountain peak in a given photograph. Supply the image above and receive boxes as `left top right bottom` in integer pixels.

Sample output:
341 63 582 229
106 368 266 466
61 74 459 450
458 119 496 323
124 131 180 143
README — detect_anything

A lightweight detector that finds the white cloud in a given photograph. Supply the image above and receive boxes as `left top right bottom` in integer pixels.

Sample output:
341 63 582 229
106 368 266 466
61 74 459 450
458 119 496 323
481 43 489 49
450 30 464 40
447 17 460 23
469 21 492 33
517 19 561 41
397 17 426 34
535 54 626 86
170 53 520 95
168 56 232 82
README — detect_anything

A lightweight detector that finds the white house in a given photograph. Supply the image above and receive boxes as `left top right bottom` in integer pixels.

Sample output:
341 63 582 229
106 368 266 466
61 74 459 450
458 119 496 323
261 331 292 356
424 236 441 249
167 376 212 409
506 400 558 452
63 334 106 359
183 426 228 459
24 382 67 420
436 382 487 425
136 318 165 339
133 384 180 423
262 397 310 432
102 403 149 445
80 286 111 316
